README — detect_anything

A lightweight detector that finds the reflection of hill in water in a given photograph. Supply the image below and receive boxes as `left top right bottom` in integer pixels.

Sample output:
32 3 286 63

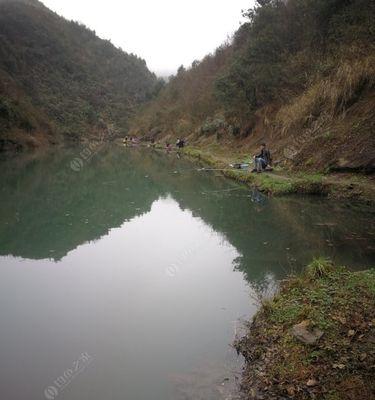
0 146 374 282
143 150 374 279
0 147 160 261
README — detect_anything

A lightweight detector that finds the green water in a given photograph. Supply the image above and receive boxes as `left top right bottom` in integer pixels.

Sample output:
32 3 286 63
0 145 374 400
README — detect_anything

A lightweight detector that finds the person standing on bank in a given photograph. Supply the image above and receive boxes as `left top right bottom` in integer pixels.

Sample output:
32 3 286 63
252 143 272 173
176 138 185 149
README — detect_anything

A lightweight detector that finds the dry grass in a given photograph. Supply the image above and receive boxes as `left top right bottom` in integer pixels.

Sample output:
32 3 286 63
276 55 375 136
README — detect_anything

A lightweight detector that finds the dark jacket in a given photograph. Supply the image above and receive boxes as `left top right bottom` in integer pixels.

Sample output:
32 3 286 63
256 148 272 165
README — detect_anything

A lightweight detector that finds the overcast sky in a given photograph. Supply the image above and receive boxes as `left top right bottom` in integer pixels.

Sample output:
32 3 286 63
41 0 254 76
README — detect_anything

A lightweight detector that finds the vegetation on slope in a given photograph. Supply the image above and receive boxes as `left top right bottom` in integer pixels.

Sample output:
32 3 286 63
0 0 162 151
235 259 375 399
130 0 375 173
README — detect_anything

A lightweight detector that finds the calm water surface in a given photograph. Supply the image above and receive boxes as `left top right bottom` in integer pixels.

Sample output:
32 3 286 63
0 145 374 400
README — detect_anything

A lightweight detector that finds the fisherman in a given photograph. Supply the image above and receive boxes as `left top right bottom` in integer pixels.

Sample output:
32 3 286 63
176 138 185 149
165 142 172 152
252 143 272 173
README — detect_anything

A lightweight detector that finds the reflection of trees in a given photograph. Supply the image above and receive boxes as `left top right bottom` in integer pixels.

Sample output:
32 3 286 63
0 146 373 285
136 150 375 280
0 147 161 261
268 197 375 270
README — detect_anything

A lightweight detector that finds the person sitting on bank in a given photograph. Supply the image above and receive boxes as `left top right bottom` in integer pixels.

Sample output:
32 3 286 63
252 143 272 173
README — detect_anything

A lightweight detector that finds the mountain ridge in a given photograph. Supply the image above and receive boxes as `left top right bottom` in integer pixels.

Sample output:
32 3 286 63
130 0 375 173
0 0 160 151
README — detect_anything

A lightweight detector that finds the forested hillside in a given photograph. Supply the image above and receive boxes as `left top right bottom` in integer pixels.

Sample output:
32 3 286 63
0 0 160 151
130 0 375 173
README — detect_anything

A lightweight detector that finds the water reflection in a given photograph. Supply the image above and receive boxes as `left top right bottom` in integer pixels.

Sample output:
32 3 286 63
0 146 374 280
0 145 374 400
0 190 250 400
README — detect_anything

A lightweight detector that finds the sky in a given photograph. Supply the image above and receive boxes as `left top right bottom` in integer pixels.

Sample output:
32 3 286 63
41 0 254 76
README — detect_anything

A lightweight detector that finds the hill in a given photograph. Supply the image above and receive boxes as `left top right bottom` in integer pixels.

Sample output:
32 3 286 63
130 0 375 173
0 0 161 151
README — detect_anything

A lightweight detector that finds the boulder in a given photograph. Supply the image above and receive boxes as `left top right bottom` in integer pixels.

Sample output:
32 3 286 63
291 320 323 345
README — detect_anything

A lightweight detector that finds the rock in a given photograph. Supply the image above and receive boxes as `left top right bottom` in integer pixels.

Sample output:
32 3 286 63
286 385 296 396
306 378 318 387
291 320 324 345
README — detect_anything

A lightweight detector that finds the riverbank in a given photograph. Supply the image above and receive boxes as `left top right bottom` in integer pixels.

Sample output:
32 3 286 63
181 147 375 205
235 259 375 400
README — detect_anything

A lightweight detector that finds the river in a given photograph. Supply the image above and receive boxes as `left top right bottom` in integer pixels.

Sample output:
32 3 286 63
0 145 374 400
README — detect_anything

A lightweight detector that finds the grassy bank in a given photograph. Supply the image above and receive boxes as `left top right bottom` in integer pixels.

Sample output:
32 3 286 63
235 260 375 400
182 147 375 204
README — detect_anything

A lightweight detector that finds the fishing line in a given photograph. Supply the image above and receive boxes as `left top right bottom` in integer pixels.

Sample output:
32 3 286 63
197 168 238 172
201 187 246 194
172 167 243 174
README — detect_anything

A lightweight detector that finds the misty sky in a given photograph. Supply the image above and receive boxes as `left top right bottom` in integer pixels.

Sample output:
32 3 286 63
41 0 254 76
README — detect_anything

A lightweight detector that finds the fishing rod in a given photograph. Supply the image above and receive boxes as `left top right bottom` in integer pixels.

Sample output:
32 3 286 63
201 187 245 194
197 167 235 172
170 167 233 174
